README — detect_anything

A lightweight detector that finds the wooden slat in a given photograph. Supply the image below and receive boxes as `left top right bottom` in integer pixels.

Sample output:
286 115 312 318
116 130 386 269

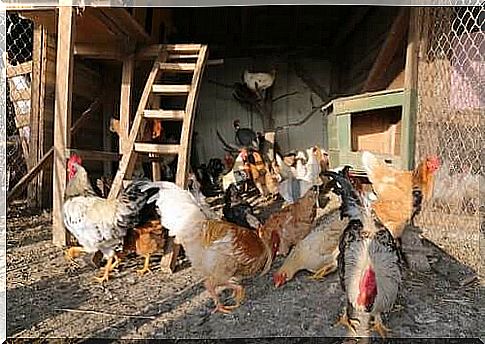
136 44 201 59
362 8 410 93
134 143 180 155
168 54 199 60
108 50 169 200
119 55 134 154
159 62 196 72
176 45 209 188
74 42 129 59
143 109 185 120
152 84 191 95
52 6 76 247
9 88 31 102
6 61 33 78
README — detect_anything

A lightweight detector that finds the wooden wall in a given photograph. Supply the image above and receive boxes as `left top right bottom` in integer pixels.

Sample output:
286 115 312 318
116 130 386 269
194 56 331 164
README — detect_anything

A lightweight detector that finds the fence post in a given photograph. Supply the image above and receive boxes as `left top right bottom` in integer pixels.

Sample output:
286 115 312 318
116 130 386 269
52 6 76 247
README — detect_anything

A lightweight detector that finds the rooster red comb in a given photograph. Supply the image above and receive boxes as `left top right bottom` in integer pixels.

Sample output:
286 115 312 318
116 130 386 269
68 154 82 166
426 155 440 171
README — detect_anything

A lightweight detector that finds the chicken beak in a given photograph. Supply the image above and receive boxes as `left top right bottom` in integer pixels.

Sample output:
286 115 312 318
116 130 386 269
273 272 286 288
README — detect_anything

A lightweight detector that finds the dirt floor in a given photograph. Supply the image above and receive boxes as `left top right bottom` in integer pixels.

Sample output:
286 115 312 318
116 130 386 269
6 194 484 340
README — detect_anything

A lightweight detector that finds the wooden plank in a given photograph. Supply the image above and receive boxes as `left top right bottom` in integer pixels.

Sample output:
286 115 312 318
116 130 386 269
74 42 129 59
400 8 420 170
152 84 191 95
159 62 196 72
134 143 180 155
119 55 135 154
133 7 147 28
108 50 169 200
136 44 201 59
28 24 45 206
52 6 76 247
143 109 185 120
333 89 404 115
176 45 208 188
6 61 33 78
362 8 410 93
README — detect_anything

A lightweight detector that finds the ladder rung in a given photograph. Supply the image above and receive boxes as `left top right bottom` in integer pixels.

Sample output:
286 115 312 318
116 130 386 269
159 63 196 72
134 143 180 155
165 44 202 53
144 110 185 120
168 54 199 60
152 84 191 95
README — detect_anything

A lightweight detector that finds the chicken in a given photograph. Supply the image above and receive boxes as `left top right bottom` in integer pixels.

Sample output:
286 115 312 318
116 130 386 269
139 181 281 314
273 192 345 288
122 219 165 275
264 187 318 256
276 146 327 204
222 184 261 229
361 151 440 262
63 154 156 283
324 170 402 338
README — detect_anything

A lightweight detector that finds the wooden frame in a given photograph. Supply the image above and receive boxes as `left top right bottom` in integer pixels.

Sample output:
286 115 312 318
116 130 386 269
52 6 76 247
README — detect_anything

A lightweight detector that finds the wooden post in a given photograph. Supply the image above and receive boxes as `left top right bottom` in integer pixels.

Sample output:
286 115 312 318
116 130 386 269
401 8 420 170
52 6 76 247
28 24 48 207
119 54 134 155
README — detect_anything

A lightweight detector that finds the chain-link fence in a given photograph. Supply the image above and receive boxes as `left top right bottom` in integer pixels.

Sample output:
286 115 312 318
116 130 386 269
6 12 33 194
414 6 483 271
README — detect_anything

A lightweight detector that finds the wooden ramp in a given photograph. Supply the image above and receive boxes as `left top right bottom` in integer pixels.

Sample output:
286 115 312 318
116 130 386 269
108 44 209 272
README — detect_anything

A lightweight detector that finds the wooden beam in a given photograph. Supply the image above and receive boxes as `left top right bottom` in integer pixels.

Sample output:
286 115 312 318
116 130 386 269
362 8 410 93
400 8 420 170
74 42 130 59
6 61 33 78
119 55 134 154
28 24 46 207
65 149 121 161
176 45 208 188
52 6 76 247
333 7 371 48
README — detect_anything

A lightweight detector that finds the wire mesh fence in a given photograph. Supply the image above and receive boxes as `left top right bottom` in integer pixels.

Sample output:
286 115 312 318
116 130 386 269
5 12 33 194
414 5 483 271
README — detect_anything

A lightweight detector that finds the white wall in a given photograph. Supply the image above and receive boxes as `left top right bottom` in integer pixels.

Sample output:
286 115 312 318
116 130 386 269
193 56 331 164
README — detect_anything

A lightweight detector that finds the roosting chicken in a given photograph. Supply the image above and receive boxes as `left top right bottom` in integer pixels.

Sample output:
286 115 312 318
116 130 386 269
324 170 402 338
63 154 157 283
362 151 440 262
223 184 261 229
273 191 345 288
121 218 165 275
139 181 281 314
264 187 318 256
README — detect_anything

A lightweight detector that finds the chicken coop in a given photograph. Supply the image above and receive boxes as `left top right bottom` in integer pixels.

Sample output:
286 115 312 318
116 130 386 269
5 5 482 269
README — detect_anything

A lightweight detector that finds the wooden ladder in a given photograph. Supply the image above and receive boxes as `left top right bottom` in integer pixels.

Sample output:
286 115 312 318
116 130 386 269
108 44 208 271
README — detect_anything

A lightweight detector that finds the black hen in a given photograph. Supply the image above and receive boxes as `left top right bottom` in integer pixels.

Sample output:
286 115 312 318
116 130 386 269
222 184 261 229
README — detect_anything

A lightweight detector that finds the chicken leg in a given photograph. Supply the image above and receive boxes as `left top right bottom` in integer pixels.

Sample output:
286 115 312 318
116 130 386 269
94 256 115 283
371 314 391 338
335 306 360 335
64 246 86 267
137 255 152 275
205 280 234 314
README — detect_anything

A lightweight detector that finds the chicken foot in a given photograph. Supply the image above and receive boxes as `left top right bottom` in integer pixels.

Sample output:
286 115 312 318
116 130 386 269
310 262 337 280
371 314 391 338
64 246 87 267
137 255 152 275
93 256 118 283
335 306 360 335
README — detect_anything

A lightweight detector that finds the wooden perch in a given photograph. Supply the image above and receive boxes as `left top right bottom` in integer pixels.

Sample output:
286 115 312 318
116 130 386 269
362 8 410 93
7 99 100 203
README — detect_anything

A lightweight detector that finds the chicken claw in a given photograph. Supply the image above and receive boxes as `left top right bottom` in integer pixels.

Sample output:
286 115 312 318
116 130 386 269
371 314 391 338
64 246 86 267
211 304 234 314
335 311 360 335
93 256 114 283
310 263 337 280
